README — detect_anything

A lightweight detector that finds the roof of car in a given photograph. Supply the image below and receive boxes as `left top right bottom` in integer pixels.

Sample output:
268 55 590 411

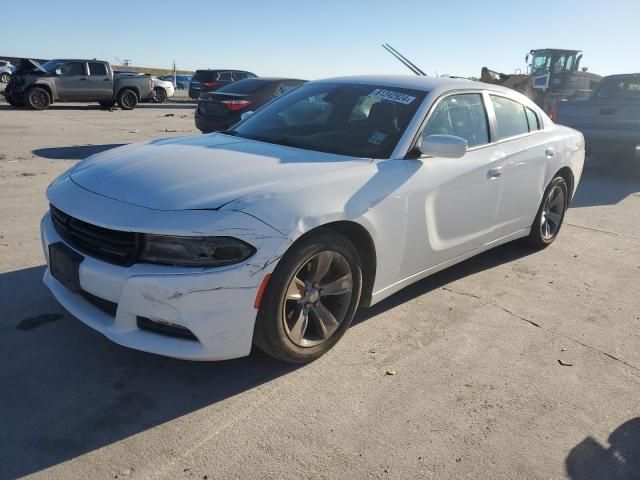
240 77 306 82
195 69 254 73
314 74 532 98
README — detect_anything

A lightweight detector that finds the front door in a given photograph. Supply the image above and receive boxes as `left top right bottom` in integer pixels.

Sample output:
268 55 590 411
55 61 88 100
400 92 504 277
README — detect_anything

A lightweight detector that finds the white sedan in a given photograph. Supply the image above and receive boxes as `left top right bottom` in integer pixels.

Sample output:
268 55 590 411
41 75 584 363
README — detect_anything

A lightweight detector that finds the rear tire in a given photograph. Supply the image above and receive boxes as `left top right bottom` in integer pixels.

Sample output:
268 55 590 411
25 87 51 110
253 230 363 364
153 87 167 103
527 176 568 249
99 100 116 109
117 89 138 110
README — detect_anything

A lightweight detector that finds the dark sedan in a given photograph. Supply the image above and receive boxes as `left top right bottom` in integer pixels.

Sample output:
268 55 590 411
195 77 306 133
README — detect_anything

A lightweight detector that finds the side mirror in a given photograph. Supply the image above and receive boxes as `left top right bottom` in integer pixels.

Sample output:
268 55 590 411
55 68 62 75
416 134 468 158
240 110 254 121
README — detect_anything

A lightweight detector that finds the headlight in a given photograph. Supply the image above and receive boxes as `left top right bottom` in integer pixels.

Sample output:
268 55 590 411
139 235 256 267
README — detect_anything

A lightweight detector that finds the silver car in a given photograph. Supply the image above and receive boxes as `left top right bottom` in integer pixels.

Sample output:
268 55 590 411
0 60 13 83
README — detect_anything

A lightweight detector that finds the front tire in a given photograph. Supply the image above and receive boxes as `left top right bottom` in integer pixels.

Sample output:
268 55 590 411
117 89 138 110
527 176 568 249
253 230 363 363
153 87 167 103
25 87 51 110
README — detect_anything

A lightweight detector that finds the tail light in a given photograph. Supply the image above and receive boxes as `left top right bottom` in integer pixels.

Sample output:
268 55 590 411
203 81 218 89
222 99 252 111
550 105 558 122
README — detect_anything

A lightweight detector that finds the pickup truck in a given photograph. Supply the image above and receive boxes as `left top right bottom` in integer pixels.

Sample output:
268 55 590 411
2 59 154 110
556 73 640 159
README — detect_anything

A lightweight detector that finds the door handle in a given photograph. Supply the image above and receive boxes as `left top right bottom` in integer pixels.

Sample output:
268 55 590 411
78 78 87 81
545 147 555 157
103 78 110 81
487 167 502 179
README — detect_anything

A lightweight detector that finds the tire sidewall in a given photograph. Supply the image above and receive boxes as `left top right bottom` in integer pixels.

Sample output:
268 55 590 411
118 89 138 110
153 87 167 103
25 87 51 110
530 176 568 247
255 230 363 363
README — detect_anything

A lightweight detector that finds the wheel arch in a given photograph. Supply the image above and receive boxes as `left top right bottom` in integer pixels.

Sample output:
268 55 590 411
292 220 377 307
29 82 54 102
554 166 575 204
117 85 141 99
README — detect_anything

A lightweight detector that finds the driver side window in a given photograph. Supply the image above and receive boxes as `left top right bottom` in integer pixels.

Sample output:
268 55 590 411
61 62 85 76
423 93 489 148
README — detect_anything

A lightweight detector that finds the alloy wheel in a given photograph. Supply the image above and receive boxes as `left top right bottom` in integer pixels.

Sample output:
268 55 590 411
282 251 353 347
540 185 565 240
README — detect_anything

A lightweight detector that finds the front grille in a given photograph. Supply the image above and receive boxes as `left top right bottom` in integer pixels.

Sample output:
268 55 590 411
81 290 118 317
50 204 140 266
137 316 198 341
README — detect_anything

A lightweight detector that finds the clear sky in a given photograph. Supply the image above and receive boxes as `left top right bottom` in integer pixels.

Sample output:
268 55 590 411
4 0 638 79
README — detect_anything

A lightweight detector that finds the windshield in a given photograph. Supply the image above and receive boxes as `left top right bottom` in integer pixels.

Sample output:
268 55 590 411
229 82 426 158
39 60 65 73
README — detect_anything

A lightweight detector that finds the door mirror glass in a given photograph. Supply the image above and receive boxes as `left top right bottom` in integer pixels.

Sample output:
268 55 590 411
240 110 254 121
417 134 468 158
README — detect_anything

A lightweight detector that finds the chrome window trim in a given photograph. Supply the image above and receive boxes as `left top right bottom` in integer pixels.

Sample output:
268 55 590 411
397 88 550 159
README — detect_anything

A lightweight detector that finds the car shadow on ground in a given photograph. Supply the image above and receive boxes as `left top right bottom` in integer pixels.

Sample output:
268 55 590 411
354 240 535 324
33 144 126 160
571 156 640 208
0 266 300 479
0 240 537 478
565 417 640 479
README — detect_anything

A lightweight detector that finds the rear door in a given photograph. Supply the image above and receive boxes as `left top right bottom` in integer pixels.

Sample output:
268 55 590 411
86 62 113 100
488 94 551 238
55 61 88 99
400 92 505 276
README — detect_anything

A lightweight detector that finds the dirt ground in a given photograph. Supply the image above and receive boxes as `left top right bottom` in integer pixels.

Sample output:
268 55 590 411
0 102 639 480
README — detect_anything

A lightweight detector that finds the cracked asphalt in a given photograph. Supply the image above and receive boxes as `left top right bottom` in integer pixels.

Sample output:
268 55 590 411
1 103 639 480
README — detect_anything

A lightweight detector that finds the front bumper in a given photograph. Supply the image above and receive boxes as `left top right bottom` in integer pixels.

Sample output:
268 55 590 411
41 180 290 360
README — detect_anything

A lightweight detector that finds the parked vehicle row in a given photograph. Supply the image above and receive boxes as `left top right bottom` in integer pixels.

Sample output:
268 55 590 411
195 77 306 133
188 69 257 98
159 75 192 90
555 73 640 160
2 59 154 110
41 75 585 363
113 70 175 103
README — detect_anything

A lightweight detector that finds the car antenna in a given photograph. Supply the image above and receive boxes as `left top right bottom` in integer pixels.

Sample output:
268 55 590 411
382 43 427 76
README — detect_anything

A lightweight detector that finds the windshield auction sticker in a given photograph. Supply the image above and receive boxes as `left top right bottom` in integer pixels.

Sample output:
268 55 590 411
369 89 416 105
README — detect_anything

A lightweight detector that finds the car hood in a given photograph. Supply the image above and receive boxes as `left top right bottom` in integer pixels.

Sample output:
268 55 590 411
70 134 370 211
14 58 48 75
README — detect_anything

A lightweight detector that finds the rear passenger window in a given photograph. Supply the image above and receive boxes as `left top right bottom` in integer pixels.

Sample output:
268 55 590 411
232 72 248 81
423 93 489 147
218 72 232 81
490 95 529 140
525 107 540 131
88 62 107 76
